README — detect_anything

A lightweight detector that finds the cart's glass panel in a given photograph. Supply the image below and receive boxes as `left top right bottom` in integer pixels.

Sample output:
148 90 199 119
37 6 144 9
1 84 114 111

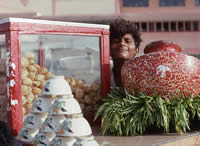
20 34 102 116
0 34 7 122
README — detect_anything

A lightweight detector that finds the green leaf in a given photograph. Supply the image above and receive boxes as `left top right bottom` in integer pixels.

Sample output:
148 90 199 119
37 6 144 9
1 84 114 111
95 88 200 136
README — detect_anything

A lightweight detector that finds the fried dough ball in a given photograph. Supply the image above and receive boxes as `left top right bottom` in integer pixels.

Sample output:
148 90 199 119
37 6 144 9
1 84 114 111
34 74 45 81
28 72 36 81
45 72 53 80
21 68 28 80
90 83 100 92
26 93 34 104
29 59 36 65
76 80 84 89
39 67 48 75
32 63 41 70
22 85 32 96
22 77 32 86
27 65 37 72
21 57 29 68
75 87 84 99
24 52 35 59
22 96 27 105
32 87 42 95
32 81 40 87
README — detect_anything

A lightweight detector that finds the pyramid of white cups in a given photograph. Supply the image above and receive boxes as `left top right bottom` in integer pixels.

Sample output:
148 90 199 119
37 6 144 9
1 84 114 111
18 76 99 146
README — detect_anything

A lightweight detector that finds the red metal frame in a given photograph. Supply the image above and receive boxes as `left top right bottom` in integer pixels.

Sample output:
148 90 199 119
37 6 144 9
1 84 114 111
1 19 110 135
5 30 23 136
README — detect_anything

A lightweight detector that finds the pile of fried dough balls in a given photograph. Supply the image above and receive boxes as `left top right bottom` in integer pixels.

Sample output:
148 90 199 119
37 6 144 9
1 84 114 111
21 52 53 117
66 77 102 115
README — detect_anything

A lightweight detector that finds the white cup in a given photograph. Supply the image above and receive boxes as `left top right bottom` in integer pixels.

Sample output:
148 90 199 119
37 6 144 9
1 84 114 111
57 115 92 137
23 112 48 128
43 76 72 95
49 95 82 115
49 137 76 146
74 136 99 146
34 132 56 146
40 115 66 132
17 127 39 143
31 96 55 113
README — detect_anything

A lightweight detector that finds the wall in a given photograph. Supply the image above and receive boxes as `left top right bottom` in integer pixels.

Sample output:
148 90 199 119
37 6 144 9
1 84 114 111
0 0 116 16
137 32 200 56
119 0 200 14
54 0 116 16
0 0 52 16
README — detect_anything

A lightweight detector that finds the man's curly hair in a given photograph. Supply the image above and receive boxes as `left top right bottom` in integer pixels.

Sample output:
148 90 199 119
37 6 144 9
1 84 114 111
0 121 14 146
110 17 142 49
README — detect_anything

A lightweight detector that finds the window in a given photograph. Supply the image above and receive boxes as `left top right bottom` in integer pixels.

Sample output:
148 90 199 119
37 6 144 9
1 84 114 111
178 21 184 32
149 22 154 32
132 20 198 32
134 22 139 31
192 55 200 59
170 22 176 32
156 22 162 32
160 0 185 6
163 22 169 32
193 21 199 31
185 21 191 31
195 0 200 6
141 22 147 32
123 0 149 7
20 34 101 85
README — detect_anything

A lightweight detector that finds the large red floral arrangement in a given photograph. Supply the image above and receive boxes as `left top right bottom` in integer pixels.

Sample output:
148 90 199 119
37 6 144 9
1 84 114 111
121 40 200 98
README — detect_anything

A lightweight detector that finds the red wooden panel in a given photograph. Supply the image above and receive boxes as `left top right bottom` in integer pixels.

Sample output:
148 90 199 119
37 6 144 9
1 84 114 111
0 19 110 136
6 31 23 136
100 32 111 98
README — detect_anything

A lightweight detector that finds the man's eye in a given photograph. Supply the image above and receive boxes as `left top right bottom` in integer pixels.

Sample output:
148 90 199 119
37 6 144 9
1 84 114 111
125 39 132 43
112 39 120 43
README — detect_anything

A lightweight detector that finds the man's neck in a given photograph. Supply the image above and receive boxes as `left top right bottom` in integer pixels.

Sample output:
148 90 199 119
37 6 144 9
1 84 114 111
112 59 129 86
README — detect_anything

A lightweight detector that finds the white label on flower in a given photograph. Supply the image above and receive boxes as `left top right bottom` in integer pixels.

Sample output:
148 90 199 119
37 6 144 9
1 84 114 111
10 79 15 87
11 99 18 106
156 65 171 78
10 71 15 77
10 63 16 70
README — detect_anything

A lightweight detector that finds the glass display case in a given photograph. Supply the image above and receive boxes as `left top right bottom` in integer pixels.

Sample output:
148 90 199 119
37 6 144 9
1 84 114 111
0 18 110 135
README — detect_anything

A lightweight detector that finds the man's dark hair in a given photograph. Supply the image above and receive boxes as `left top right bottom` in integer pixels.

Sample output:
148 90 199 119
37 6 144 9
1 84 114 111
0 121 14 146
110 17 142 49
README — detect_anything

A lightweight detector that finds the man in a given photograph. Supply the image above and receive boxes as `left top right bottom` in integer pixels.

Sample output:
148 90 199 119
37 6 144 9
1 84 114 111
0 121 14 146
110 17 142 86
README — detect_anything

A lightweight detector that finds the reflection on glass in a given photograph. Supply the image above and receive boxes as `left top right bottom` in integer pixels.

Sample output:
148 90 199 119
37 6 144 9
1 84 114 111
141 22 147 32
20 34 101 116
178 21 184 32
186 21 191 31
149 22 154 32
123 0 149 7
193 21 199 31
160 0 185 6
195 0 200 6
171 22 176 32
156 22 162 32
0 34 7 122
20 34 100 85
163 22 169 32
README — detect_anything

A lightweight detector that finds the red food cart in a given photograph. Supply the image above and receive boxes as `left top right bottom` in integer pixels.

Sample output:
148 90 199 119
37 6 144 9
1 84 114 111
0 17 110 136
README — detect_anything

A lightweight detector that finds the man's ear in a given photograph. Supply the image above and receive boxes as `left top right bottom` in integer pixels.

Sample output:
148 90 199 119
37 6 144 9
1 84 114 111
136 48 139 54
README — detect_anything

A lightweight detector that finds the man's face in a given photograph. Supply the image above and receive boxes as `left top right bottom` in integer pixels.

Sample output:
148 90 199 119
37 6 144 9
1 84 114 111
110 34 138 60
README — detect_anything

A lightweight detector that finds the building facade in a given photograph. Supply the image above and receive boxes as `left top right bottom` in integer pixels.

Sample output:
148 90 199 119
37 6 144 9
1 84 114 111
0 0 199 56
116 0 200 56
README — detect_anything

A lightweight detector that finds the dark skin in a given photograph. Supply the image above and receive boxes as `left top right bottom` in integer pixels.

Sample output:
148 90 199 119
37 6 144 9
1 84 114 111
110 34 139 86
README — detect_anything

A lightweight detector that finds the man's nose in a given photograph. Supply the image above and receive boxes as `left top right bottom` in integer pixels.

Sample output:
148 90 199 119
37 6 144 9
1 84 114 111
119 39 126 45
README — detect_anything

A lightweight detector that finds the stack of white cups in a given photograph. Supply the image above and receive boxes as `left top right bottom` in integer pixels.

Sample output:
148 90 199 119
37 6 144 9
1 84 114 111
18 76 99 146
46 76 99 146
33 75 72 145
